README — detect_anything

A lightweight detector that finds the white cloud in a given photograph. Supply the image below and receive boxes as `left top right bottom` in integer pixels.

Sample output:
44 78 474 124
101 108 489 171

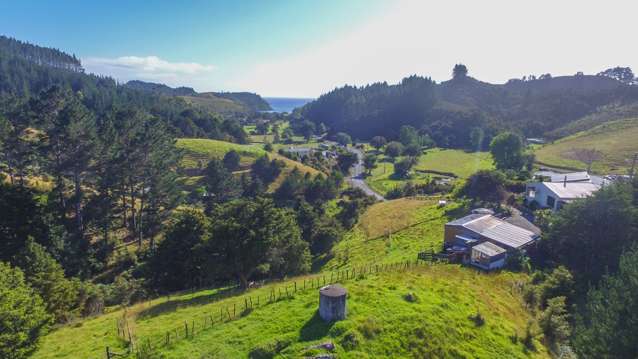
230 0 638 97
83 55 216 89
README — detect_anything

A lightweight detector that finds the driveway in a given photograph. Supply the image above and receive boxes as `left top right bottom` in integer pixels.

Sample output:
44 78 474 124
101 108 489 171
345 146 385 201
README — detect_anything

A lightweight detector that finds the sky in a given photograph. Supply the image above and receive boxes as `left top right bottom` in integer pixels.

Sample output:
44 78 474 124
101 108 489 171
1 0 637 98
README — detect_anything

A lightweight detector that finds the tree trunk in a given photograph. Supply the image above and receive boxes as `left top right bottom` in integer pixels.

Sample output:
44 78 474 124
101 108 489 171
238 273 248 289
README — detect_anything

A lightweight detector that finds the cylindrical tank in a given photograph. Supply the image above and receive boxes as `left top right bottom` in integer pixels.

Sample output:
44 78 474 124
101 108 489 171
319 284 347 322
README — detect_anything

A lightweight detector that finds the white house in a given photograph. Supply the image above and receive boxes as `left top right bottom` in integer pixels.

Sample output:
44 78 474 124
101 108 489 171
525 181 600 211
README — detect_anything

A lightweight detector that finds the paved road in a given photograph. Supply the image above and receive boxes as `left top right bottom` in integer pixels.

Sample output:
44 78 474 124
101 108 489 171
345 146 385 201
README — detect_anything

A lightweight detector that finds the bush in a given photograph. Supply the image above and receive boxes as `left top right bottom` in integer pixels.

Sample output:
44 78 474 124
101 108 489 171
249 336 293 359
538 296 571 345
340 329 362 350
358 317 382 339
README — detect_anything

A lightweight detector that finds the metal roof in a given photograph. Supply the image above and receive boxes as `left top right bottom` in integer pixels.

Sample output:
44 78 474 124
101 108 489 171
472 242 506 257
448 214 538 249
549 171 590 183
542 182 601 200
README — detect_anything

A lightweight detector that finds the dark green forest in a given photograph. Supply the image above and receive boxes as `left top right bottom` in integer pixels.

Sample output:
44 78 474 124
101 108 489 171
300 65 638 146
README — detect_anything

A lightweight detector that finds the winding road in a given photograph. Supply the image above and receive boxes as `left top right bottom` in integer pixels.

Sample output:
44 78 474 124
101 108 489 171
345 146 385 201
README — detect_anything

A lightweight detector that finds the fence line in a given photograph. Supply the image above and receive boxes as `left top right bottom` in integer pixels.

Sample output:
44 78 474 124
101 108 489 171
110 256 447 357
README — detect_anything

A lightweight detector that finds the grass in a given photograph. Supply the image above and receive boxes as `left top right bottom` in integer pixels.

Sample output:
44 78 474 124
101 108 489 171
534 117 638 174
414 148 494 178
175 138 322 192
33 200 549 359
175 138 266 170
34 265 548 359
324 199 458 270
364 148 493 196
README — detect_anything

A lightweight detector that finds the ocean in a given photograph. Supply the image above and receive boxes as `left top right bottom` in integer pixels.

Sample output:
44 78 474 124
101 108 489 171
264 97 314 113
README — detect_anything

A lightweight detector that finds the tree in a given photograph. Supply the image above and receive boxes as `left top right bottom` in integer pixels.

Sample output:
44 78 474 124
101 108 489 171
370 136 387 150
335 132 352 146
597 66 635 85
574 247 638 358
394 157 417 178
336 151 358 173
542 183 637 286
489 132 525 170
204 158 241 204
299 120 316 140
385 141 404 160
469 127 485 151
251 156 284 184
363 155 377 174
453 64 468 79
206 198 310 287
399 125 419 146
0 262 51 359
15 240 79 323
255 121 269 135
538 296 571 345
223 150 241 171
459 170 507 203
404 143 422 156
317 122 327 135
149 209 208 291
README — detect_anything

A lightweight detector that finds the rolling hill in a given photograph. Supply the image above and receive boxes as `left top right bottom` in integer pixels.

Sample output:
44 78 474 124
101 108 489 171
33 199 549 359
534 117 638 174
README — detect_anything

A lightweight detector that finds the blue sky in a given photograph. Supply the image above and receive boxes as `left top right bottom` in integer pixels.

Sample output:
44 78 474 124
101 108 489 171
1 1 637 97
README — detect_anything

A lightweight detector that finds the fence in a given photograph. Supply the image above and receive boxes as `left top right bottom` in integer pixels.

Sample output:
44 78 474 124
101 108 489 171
109 256 446 358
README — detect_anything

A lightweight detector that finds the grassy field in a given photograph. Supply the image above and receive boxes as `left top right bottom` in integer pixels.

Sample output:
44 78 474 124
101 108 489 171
33 199 549 359
176 138 266 170
175 138 321 192
414 148 494 178
324 199 459 270
534 117 638 174
365 148 493 196
34 267 547 359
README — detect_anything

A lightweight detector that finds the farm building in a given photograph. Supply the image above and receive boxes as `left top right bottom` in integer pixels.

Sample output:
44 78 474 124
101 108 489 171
444 212 540 270
525 181 600 211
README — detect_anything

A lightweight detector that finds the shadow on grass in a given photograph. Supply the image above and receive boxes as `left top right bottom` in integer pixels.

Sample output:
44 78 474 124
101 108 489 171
137 286 240 319
311 252 335 272
299 311 334 342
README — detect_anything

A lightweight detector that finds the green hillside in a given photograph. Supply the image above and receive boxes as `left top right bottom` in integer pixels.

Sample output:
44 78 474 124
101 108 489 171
180 93 249 114
33 199 549 359
365 149 493 196
534 117 638 174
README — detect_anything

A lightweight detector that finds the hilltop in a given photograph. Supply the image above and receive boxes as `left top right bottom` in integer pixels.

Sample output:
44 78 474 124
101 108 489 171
125 80 272 114
299 68 638 144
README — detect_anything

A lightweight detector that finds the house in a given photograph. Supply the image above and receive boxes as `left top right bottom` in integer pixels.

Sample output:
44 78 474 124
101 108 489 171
444 212 540 270
525 181 600 211
285 147 312 157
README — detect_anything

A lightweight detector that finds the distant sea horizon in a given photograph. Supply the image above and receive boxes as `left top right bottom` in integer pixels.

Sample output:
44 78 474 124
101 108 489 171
264 97 314 113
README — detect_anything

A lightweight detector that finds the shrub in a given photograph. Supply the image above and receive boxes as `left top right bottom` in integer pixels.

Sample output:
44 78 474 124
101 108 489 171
469 311 485 327
340 329 362 350
358 317 382 339
249 336 293 359
403 292 419 303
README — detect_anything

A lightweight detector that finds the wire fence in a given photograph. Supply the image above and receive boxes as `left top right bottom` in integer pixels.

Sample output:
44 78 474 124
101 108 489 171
108 256 447 358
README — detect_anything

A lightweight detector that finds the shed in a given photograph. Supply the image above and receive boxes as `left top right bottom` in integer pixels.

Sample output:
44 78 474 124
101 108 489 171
470 242 507 270
319 284 347 322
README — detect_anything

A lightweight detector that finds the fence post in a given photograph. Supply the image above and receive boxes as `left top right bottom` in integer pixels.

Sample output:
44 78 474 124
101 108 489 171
233 303 236 318
106 347 111 359
192 320 195 336
184 321 188 338
294 281 297 293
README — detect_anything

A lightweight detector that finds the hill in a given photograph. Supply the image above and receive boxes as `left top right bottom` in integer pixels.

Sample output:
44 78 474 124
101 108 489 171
299 69 638 145
175 138 321 191
125 81 272 114
534 117 638 174
33 199 549 359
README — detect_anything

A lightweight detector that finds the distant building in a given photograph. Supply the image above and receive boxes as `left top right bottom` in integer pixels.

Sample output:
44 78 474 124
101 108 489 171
525 181 600 211
444 213 540 271
526 138 546 144
286 147 312 157
534 171 591 183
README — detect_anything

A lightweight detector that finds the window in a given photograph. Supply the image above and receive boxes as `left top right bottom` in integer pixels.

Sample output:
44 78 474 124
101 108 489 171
546 195 555 208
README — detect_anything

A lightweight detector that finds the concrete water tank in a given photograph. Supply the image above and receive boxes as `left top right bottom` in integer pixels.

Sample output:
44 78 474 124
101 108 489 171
319 284 347 322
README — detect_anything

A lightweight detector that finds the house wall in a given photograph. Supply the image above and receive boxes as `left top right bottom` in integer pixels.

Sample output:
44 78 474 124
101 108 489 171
444 224 464 247
526 183 558 211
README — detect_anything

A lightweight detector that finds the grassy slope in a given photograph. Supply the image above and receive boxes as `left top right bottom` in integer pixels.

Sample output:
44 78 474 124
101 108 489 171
34 200 549 359
535 117 638 174
366 149 493 196
175 138 321 192
179 94 247 114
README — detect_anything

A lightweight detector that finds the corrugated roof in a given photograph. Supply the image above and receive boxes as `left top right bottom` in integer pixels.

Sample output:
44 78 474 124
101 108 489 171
472 242 506 257
446 213 489 226
543 182 600 199
548 171 590 183
450 214 538 249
